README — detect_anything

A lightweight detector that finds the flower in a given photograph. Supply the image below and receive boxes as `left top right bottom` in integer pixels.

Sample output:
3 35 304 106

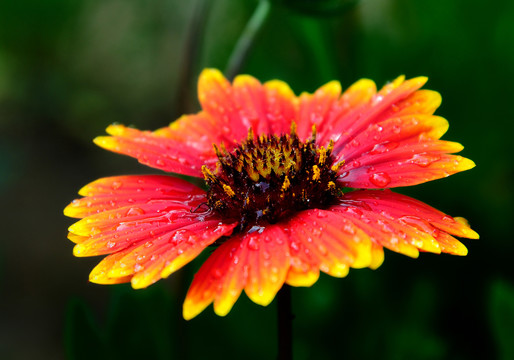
64 69 479 320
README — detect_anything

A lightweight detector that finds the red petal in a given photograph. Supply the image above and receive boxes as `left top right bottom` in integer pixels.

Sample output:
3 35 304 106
94 125 210 177
284 209 373 286
64 175 205 218
326 76 426 149
342 190 479 239
324 80 475 188
65 175 237 287
295 81 343 140
183 224 290 320
328 190 477 258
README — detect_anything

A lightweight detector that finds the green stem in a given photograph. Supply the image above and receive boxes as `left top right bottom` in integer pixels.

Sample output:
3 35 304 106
277 285 293 360
175 0 212 115
225 0 271 80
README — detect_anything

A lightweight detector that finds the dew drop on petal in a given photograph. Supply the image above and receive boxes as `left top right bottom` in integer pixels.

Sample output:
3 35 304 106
127 207 145 216
111 181 122 190
213 269 223 279
369 141 399 155
156 159 165 166
202 290 212 300
248 237 259 251
442 215 453 222
107 241 116 248
410 153 441 167
369 172 392 187
316 211 327 218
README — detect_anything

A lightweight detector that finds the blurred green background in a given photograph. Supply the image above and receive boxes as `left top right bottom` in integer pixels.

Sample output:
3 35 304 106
1 0 513 359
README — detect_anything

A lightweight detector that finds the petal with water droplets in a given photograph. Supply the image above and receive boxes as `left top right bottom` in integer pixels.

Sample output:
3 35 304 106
183 224 290 320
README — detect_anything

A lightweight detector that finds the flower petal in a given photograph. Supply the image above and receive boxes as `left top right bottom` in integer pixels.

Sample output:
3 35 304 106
342 190 479 239
183 224 290 320
65 175 237 287
324 78 474 187
284 209 373 286
93 125 211 177
88 218 236 288
296 80 343 141
327 76 427 150
64 175 204 218
328 189 477 259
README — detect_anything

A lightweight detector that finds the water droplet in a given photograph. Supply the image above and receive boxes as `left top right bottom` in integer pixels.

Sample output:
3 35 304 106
248 237 259 251
127 207 145 216
111 181 122 190
369 141 399 155
156 159 165 166
202 290 212 299
410 153 441 167
373 95 384 104
213 269 223 279
290 241 300 253
318 244 328 255
186 235 196 245
106 241 116 248
263 250 271 260
369 172 391 187
144 241 153 248
442 215 453 222
316 211 327 218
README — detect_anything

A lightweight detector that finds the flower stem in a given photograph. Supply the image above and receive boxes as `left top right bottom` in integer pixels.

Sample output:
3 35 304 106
277 285 293 360
175 0 212 115
225 0 271 80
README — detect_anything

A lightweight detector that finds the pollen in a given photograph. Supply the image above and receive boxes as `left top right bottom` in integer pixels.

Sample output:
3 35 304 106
203 123 342 229
282 176 291 191
223 184 235 197
312 165 321 181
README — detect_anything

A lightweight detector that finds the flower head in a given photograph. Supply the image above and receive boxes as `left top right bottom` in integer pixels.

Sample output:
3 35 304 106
65 69 478 319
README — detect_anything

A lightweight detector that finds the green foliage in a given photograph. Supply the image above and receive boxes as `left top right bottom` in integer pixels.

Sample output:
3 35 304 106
490 280 514 360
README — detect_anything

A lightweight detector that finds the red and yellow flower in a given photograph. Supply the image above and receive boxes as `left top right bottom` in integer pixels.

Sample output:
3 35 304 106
65 69 478 319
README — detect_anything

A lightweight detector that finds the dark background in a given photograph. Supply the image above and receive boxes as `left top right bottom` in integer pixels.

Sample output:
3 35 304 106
1 0 513 359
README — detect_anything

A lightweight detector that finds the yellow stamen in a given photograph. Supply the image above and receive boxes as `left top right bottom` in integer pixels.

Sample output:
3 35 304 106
312 165 321 181
327 181 336 190
318 147 327 165
201 165 215 181
331 160 345 173
247 127 254 141
223 184 235 197
327 139 334 154
282 176 291 191
213 144 222 158
311 124 317 140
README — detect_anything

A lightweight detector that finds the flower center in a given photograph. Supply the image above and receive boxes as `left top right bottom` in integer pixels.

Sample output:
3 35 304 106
202 124 344 230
